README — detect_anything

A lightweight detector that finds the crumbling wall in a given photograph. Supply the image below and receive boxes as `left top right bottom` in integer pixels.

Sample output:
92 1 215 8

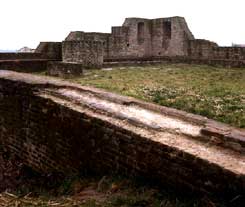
213 47 245 60
188 39 218 58
188 40 245 60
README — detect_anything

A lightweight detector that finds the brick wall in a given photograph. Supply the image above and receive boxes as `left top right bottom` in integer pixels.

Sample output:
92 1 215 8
104 56 245 68
188 39 245 60
0 60 49 72
213 47 245 60
188 39 218 58
0 71 244 197
0 53 47 60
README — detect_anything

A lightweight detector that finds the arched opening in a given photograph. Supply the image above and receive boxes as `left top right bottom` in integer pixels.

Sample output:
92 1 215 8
137 22 145 44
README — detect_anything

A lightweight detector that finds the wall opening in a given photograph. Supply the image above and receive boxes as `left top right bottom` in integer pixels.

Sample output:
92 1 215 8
137 22 145 44
226 52 230 59
163 21 171 39
198 50 203 58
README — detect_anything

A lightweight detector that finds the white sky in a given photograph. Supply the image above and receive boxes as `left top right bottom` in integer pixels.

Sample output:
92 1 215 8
1 0 245 50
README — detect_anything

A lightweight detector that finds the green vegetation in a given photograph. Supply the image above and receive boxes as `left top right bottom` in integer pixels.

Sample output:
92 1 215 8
71 64 245 128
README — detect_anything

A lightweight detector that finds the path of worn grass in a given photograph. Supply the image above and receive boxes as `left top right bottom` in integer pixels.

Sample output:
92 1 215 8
72 64 245 128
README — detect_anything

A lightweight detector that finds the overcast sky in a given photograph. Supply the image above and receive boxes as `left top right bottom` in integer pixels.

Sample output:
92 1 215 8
1 0 245 50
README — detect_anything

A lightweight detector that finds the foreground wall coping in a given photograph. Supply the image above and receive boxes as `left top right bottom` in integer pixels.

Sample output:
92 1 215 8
0 70 244 148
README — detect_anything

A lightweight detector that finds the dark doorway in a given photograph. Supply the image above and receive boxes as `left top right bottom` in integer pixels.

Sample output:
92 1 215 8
137 22 145 44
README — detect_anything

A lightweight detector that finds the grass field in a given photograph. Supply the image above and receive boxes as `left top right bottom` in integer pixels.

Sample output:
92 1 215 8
71 64 245 128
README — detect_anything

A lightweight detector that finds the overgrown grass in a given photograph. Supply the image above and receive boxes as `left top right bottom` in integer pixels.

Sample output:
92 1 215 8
1 174 231 207
71 64 245 128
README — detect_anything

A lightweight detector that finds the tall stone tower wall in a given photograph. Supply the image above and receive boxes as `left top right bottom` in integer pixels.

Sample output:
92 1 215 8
107 17 194 58
151 17 194 56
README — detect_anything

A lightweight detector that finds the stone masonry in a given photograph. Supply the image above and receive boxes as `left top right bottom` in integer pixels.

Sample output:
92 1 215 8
1 16 245 74
61 16 245 62
45 16 245 77
62 40 103 67
63 17 195 60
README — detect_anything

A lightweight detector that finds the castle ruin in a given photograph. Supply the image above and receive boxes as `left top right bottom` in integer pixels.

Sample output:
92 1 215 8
63 17 194 62
0 16 244 199
45 16 245 76
1 16 245 74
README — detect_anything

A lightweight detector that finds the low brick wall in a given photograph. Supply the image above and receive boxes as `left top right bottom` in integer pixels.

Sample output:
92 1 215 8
47 61 83 78
0 49 62 73
0 71 244 198
0 53 47 60
104 56 245 68
0 60 49 72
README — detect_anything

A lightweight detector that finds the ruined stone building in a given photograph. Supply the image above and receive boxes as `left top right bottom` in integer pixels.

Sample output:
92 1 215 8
63 17 194 62
60 16 195 68
1 16 245 74
45 16 245 71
